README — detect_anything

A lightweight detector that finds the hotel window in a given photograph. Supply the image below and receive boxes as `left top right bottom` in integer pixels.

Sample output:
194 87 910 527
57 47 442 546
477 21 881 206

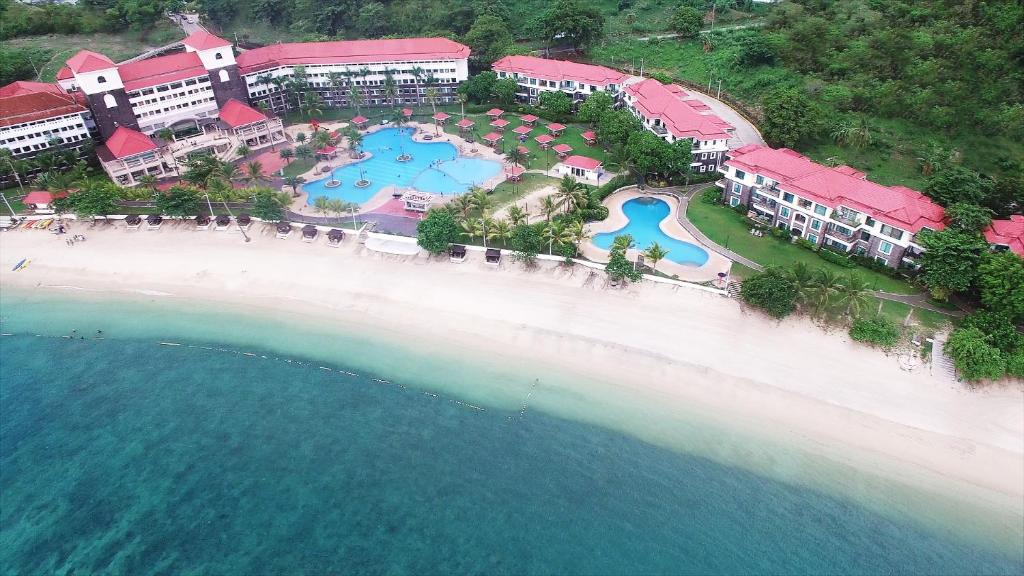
865 217 876 227
879 241 893 255
811 219 822 231
879 224 904 240
755 175 764 185
779 206 790 218
732 182 742 194
807 233 818 244
729 196 740 207
734 169 746 180
814 204 827 216
782 192 794 203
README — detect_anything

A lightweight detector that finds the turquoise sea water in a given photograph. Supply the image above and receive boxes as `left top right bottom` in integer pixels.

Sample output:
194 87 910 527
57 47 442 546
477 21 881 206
1 291 1022 575
302 128 502 205
593 197 710 266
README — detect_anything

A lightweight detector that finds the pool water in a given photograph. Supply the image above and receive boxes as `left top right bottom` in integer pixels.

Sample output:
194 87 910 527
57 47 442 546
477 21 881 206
302 128 503 205
593 197 710 266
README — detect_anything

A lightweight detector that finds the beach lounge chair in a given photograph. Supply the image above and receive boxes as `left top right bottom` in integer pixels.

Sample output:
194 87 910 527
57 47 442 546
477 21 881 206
276 222 293 239
125 214 142 230
327 228 345 247
449 244 467 263
301 224 319 242
485 248 501 266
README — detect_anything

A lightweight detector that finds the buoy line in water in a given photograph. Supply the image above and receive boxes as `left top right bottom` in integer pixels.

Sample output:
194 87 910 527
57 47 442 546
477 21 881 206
7 332 491 415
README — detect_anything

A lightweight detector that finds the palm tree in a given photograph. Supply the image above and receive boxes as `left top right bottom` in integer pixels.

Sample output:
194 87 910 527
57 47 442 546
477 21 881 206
243 161 264 185
295 145 314 163
836 274 871 319
348 84 365 116
566 220 591 256
279 148 294 165
787 262 815 309
235 144 250 158
302 91 324 120
643 242 670 273
269 76 286 110
138 174 158 193
327 71 344 107
507 146 526 170
832 117 872 149
469 187 491 215
488 218 512 245
312 129 333 150
809 268 842 317
556 175 586 214
346 128 363 158
382 69 398 109
458 92 467 118
313 195 331 217
451 194 475 220
410 66 425 104
425 86 440 115
506 204 527 226
284 175 305 197
612 234 635 253
540 195 559 221
460 217 485 243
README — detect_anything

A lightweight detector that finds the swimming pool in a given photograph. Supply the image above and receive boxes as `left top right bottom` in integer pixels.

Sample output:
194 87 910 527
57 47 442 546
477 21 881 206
302 128 502 205
592 197 710 266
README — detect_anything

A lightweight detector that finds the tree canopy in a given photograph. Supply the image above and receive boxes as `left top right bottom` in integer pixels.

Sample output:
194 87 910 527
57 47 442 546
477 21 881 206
464 14 513 68
417 209 462 254
740 266 797 318
760 87 823 148
541 0 605 50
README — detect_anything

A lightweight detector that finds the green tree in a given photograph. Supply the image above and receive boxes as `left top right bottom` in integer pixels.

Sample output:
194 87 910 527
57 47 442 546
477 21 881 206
977 251 1024 322
464 14 513 66
669 6 703 38
849 316 902 349
509 223 543 264
643 242 669 273
596 109 642 154
355 1 388 36
542 0 605 49
279 148 294 165
917 229 988 300
155 185 200 217
555 174 586 213
492 78 518 107
251 189 286 221
741 266 797 318
417 208 462 254
459 71 499 103
538 91 572 116
576 91 614 124
944 327 1006 382
59 181 123 218
735 32 779 66
761 87 823 148
605 243 642 284
924 166 990 207
946 202 994 232
960 310 1024 354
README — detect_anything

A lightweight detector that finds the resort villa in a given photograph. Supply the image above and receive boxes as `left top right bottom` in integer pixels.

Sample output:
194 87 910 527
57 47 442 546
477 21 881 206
718 145 946 269
557 155 604 182
238 38 470 114
622 79 734 173
985 215 1024 256
0 81 94 184
492 55 629 105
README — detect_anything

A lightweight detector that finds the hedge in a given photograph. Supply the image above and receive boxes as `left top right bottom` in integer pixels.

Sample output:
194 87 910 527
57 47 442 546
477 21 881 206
849 316 902 349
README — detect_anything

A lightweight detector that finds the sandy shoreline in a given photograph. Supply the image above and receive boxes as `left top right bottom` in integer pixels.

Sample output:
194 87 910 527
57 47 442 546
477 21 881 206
2 221 1022 539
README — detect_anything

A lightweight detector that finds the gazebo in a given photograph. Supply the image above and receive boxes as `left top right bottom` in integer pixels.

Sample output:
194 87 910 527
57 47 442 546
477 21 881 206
581 130 597 146
546 123 566 136
505 164 525 182
302 224 319 242
552 143 573 158
512 125 532 137
520 114 538 126
534 134 554 148
401 108 414 119
485 108 504 118
489 118 510 131
482 132 503 147
456 118 475 132
316 145 338 160
432 111 450 125
516 145 530 156
351 115 368 129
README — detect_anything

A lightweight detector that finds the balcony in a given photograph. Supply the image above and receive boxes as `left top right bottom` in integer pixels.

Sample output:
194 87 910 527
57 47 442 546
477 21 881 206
831 211 860 227
825 224 856 241
751 184 780 198
650 124 668 135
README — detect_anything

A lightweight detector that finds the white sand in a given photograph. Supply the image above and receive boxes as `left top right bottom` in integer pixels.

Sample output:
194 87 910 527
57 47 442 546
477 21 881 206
2 221 1022 530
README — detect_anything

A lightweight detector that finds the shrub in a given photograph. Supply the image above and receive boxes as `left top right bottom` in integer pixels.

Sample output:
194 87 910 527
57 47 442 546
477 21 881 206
605 247 642 283
769 227 790 240
794 237 817 251
849 316 902 349
700 189 721 204
417 209 461 254
818 248 856 268
1006 348 1024 379
740 267 797 318
578 205 609 222
944 327 1007 382
509 223 543 264
590 174 631 203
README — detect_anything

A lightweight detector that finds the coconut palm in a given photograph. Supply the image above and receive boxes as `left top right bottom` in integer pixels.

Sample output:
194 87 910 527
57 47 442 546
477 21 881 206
566 220 591 256
469 187 491 214
326 71 345 106
138 174 158 193
451 194 475 220
284 175 305 197
556 175 586 214
295 145 314 162
301 91 324 119
612 234 635 252
506 204 527 226
313 195 331 217
243 161 265 185
787 261 816 308
488 218 512 245
809 268 842 316
346 128 363 158
540 195 559 221
507 146 526 169
312 129 333 150
542 221 572 255
296 132 307 144
235 144 250 158
643 242 670 273
279 148 294 165
410 66 425 104
836 274 872 319
425 87 440 115
382 69 398 108
460 217 485 243
348 84 365 116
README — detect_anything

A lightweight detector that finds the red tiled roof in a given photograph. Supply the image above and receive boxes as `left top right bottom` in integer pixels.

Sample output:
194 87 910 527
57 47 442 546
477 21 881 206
493 55 628 87
516 145 530 155
0 81 64 97
22 190 66 204
219 98 267 128
482 132 502 141
236 38 470 74
505 165 525 176
563 155 602 170
317 145 337 154
520 114 538 122
352 115 368 123
725 145 946 233
118 52 207 92
182 31 232 51
534 134 554 144
512 125 532 135
56 66 73 81
456 118 474 128
485 108 504 117
0 91 86 128
101 126 157 159
985 215 1024 256
401 108 413 116
490 118 509 127
547 123 565 132
66 50 115 73
581 130 596 141
552 143 573 154
432 112 450 120
624 79 733 142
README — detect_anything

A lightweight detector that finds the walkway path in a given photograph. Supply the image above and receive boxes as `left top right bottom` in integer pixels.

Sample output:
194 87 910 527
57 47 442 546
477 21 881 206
930 331 959 383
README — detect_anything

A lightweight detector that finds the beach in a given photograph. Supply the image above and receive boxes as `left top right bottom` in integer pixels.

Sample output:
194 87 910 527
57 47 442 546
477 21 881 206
1 220 1022 550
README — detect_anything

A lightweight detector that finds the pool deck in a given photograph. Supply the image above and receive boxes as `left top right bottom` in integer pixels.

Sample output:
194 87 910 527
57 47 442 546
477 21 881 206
582 188 733 282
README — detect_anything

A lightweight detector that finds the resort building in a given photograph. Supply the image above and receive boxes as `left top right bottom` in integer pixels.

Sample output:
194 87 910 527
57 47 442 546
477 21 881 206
719 145 946 268
0 81 94 180
238 38 471 113
492 55 629 105
623 78 734 173
984 215 1024 256
216 98 285 150
557 155 604 182
96 126 173 186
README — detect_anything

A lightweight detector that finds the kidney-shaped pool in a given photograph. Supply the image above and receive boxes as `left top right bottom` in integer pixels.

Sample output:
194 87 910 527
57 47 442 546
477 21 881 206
592 197 710 266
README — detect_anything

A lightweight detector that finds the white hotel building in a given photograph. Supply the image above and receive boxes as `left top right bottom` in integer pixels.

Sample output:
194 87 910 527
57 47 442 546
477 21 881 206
0 81 94 182
492 55 629 104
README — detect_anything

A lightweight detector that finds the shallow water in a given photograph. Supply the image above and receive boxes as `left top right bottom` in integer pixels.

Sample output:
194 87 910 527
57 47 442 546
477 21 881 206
1 290 1022 574
301 128 502 205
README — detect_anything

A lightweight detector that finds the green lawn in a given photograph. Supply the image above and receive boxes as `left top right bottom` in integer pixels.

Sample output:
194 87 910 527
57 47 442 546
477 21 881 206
873 298 954 333
686 194 917 294
281 158 316 179
488 173 559 211
5 22 183 82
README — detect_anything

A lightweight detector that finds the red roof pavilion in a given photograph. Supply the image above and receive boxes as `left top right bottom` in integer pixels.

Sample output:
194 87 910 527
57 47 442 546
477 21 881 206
546 123 565 134
563 155 602 171
401 108 413 117
456 118 475 129
351 115 368 125
552 143 573 155
490 118 510 129
432 111 450 121
485 108 504 117
219 99 268 128
482 132 502 143
581 130 597 144
512 125 532 136
534 134 554 146
520 114 538 124
516 145 530 155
